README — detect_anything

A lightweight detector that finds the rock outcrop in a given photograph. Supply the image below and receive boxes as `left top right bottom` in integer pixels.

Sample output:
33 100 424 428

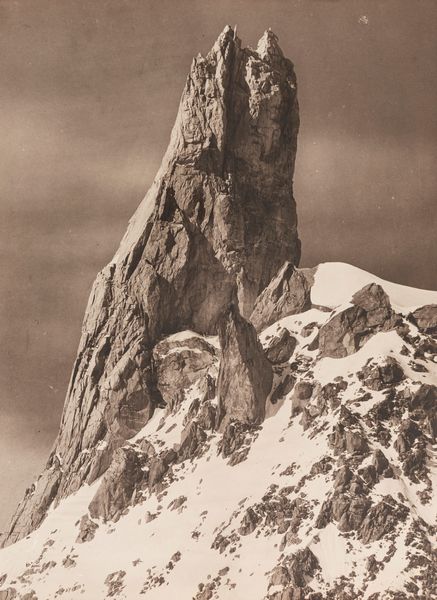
265 328 297 364
216 304 273 428
319 283 401 358
5 455 62 543
290 381 314 416
75 515 99 544
88 447 143 522
152 332 218 407
3 23 436 600
410 304 437 334
251 263 314 331
359 357 404 390
2 259 437 598
3 26 300 545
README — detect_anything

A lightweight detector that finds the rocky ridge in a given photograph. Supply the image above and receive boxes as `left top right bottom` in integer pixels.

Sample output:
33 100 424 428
1 26 437 600
3 25 300 547
1 260 436 599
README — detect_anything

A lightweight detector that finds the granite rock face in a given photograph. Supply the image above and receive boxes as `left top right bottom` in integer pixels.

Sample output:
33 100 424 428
216 304 273 428
88 447 143 522
4 454 62 544
152 333 218 407
410 304 437 334
2 27 437 600
319 283 401 358
3 27 300 545
251 263 314 331
265 328 297 364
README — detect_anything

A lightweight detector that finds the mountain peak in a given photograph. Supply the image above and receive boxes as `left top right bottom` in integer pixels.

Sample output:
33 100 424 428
2 26 300 547
210 24 239 53
2 25 433 600
256 28 284 59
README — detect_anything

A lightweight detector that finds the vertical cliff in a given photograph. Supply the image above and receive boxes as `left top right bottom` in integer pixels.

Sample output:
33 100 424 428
2 27 437 600
4 26 300 544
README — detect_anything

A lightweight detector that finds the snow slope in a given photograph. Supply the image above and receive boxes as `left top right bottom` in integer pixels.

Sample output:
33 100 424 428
311 262 437 311
0 263 436 600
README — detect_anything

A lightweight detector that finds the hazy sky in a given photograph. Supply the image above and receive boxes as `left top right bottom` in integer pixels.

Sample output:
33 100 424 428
0 0 436 528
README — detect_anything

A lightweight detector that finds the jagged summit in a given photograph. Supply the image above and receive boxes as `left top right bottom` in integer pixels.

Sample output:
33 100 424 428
2 26 437 600
257 29 284 59
211 24 237 49
113 25 300 316
208 26 284 60
2 27 300 548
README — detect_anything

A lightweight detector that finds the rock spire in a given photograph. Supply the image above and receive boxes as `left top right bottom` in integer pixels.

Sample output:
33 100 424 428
4 26 300 545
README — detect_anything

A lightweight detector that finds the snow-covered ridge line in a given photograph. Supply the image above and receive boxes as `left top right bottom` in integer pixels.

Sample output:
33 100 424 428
312 262 437 310
1 290 435 599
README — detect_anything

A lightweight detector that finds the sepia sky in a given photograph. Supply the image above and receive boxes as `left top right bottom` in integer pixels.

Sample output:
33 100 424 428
0 0 436 527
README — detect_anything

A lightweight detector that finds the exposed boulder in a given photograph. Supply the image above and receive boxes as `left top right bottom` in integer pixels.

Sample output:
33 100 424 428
88 447 143 521
216 305 273 428
363 459 391 484
300 322 318 338
184 393 217 432
334 465 353 490
328 408 368 455
177 421 208 461
153 333 218 406
265 328 297 364
239 507 262 536
291 381 314 416
251 263 314 331
359 357 404 390
409 304 437 334
287 547 320 588
268 547 319 597
412 336 437 360
168 496 187 512
148 449 177 490
352 283 392 312
359 496 409 543
270 374 296 406
338 496 372 532
394 418 422 455
316 477 373 535
411 383 437 410
402 446 429 482
105 571 126 597
409 384 437 441
372 449 390 475
316 379 348 414
76 515 99 543
219 420 259 461
269 565 290 587
300 405 319 430
319 283 401 358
